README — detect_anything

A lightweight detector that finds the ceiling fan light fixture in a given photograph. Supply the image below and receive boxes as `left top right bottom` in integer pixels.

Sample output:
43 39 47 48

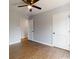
27 5 32 9
18 0 41 12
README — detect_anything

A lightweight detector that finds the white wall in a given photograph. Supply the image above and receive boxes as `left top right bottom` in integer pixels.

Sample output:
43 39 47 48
32 11 52 45
31 3 70 50
9 7 29 44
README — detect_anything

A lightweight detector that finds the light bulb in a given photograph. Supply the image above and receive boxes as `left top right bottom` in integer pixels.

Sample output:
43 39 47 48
27 5 32 9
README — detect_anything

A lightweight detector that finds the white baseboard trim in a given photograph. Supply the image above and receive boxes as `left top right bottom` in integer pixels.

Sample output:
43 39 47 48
29 39 52 47
29 39 69 51
9 40 21 45
53 46 70 51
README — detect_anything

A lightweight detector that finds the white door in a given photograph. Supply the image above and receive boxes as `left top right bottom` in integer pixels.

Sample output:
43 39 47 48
28 19 34 40
52 11 70 50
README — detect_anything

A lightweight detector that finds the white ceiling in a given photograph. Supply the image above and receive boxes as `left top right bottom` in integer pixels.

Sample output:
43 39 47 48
9 0 70 16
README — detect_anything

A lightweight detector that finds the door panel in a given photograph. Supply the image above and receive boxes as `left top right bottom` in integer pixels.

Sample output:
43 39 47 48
52 11 70 50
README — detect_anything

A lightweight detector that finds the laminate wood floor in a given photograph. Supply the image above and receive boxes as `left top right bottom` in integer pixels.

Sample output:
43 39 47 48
9 40 70 59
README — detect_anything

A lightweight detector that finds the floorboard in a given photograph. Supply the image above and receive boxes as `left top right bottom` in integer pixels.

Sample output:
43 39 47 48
9 40 70 59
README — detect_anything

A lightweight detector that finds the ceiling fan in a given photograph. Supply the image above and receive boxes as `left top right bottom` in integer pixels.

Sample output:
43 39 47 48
18 0 42 12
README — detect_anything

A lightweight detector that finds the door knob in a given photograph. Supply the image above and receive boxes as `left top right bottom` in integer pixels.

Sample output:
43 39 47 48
32 31 34 32
53 32 55 34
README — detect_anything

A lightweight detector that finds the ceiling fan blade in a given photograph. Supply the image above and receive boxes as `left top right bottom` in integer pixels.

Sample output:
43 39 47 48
32 5 41 10
18 5 28 7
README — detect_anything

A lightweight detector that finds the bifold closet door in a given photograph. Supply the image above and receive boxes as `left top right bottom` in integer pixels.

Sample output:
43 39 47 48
52 11 70 50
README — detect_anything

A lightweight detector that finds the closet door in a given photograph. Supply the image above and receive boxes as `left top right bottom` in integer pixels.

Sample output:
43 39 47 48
52 11 70 50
